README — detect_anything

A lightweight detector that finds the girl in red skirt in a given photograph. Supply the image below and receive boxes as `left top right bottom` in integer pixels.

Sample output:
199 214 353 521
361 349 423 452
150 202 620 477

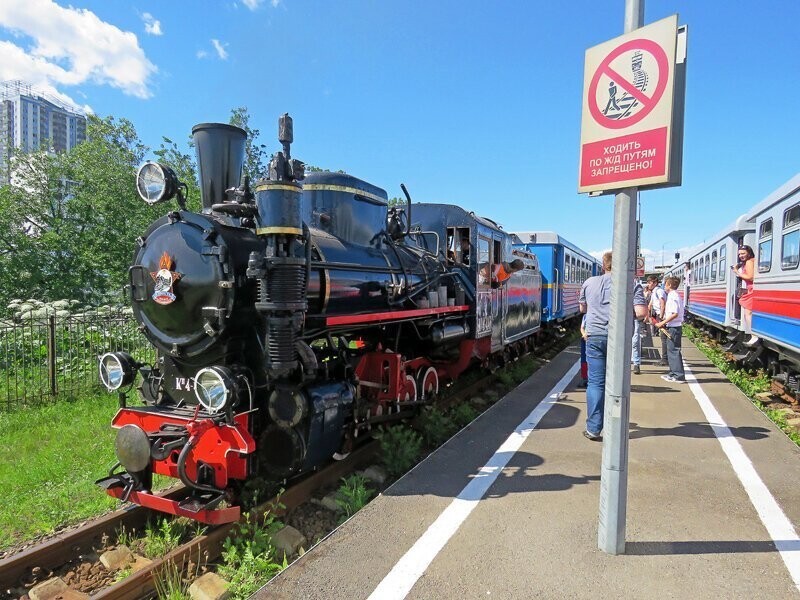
733 245 758 346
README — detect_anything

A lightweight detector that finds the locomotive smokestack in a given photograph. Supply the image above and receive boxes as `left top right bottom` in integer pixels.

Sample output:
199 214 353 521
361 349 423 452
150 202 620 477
191 123 246 211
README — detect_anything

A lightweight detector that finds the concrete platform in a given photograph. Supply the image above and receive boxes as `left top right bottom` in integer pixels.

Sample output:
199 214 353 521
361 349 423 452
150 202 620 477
256 337 800 599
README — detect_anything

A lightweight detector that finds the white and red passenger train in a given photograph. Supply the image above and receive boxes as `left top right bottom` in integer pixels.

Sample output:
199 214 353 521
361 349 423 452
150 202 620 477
663 173 800 399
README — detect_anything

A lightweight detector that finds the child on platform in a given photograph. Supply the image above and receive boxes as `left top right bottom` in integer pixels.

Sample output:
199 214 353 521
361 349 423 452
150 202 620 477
657 276 686 383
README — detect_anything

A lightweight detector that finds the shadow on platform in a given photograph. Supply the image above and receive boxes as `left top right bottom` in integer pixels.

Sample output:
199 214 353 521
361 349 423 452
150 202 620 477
625 539 795 555
629 421 770 441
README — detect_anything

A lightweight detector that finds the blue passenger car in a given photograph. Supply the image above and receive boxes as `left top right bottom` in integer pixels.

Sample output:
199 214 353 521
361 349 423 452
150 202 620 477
512 231 599 325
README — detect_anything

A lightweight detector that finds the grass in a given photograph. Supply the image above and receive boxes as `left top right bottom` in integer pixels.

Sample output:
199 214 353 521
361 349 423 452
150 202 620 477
218 510 288 599
0 391 172 551
335 474 374 524
0 392 121 550
377 425 423 479
686 325 800 446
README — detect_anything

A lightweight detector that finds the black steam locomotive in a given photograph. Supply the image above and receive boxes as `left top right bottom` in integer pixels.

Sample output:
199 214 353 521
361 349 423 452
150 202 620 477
97 115 543 523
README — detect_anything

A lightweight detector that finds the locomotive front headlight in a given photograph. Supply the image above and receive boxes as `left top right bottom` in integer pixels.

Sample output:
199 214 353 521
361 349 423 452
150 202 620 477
136 161 179 205
99 352 137 391
194 366 235 414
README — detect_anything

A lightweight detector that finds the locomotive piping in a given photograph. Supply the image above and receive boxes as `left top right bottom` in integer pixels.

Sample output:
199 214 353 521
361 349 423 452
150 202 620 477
177 433 222 496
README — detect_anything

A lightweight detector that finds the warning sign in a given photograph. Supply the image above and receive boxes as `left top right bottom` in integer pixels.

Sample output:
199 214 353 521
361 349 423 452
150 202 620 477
636 256 645 277
578 15 681 194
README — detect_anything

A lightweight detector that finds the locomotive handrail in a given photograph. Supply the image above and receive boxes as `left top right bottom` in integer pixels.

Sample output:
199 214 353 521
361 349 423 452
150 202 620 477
400 183 412 237
553 267 560 314
407 230 440 257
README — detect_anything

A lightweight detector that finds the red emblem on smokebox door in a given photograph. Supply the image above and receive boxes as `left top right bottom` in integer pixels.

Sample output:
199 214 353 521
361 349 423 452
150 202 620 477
150 252 182 305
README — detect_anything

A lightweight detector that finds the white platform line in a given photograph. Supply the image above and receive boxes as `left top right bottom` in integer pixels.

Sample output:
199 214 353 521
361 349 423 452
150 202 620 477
368 360 581 600
684 361 800 593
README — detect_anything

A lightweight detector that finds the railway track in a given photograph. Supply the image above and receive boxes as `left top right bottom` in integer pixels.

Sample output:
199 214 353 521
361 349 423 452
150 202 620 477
1 443 377 599
1 333 574 599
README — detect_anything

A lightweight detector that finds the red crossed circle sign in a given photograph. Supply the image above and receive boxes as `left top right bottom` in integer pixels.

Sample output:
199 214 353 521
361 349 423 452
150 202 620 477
588 38 669 130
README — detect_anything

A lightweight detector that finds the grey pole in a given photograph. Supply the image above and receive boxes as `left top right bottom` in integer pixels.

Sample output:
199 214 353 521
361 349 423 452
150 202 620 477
597 0 644 555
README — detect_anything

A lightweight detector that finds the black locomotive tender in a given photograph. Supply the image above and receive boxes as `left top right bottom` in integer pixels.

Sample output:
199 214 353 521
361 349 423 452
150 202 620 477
97 115 546 523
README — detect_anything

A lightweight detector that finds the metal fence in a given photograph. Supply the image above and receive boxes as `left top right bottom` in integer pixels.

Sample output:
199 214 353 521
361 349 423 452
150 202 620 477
0 307 155 412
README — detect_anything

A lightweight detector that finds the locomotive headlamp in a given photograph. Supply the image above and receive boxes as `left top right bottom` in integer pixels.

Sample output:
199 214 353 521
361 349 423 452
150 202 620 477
99 352 138 391
136 161 179 205
194 366 236 414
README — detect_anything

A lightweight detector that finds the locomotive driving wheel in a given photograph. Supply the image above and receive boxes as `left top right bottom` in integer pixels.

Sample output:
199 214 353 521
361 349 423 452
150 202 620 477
401 375 417 405
416 367 439 402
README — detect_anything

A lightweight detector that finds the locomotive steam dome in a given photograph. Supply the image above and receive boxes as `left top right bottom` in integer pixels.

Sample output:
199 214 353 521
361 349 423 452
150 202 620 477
302 171 388 246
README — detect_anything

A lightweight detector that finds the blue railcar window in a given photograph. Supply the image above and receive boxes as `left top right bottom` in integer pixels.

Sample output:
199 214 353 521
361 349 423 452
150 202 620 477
711 250 718 282
719 245 727 281
782 204 799 270
782 230 799 270
784 204 800 228
759 218 773 273
704 254 710 283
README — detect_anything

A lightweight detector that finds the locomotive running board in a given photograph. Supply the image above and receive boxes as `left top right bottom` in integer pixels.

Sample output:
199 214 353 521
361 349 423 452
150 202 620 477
97 476 240 525
326 304 469 326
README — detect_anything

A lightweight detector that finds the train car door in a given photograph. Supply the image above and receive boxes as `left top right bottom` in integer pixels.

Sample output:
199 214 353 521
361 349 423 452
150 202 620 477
476 236 493 341
492 237 505 351
553 245 563 319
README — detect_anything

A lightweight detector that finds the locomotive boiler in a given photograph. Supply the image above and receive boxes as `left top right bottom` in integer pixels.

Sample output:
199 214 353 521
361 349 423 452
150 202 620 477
97 114 499 523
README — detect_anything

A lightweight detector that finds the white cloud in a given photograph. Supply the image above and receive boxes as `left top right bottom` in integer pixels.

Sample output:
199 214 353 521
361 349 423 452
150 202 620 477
196 49 208 59
591 243 704 271
241 0 280 10
0 0 156 101
211 39 229 60
142 12 163 36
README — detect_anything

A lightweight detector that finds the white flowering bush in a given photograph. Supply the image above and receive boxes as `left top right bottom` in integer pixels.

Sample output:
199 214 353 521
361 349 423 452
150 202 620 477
0 298 152 411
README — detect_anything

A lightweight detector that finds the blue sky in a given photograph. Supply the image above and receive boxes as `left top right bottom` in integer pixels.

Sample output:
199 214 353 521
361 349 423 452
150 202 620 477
1 0 799 268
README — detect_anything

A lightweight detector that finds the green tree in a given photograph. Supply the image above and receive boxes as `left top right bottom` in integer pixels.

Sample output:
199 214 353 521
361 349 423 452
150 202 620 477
229 107 269 183
153 136 200 212
0 115 163 309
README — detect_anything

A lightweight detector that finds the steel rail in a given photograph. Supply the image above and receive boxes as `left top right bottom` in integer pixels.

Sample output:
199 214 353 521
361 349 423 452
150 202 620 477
94 441 378 600
0 487 185 589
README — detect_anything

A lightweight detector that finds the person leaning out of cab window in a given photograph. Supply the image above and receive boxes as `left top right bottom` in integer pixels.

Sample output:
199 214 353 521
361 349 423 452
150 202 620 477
492 259 525 286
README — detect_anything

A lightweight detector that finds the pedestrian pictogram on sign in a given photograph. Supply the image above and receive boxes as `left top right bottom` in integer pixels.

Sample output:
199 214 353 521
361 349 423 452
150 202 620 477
578 15 685 194
589 39 669 129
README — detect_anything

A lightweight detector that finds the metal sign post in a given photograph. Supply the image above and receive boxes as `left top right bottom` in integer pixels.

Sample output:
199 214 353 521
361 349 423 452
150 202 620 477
597 0 643 558
577 0 687 555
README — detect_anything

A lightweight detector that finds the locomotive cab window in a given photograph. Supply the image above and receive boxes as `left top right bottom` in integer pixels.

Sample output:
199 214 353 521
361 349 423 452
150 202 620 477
447 227 471 265
719 245 727 281
478 237 491 287
758 218 773 273
781 204 799 270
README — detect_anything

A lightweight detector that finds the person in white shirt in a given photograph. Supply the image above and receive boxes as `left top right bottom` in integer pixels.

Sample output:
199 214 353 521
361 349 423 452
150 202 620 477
646 275 668 366
656 276 685 383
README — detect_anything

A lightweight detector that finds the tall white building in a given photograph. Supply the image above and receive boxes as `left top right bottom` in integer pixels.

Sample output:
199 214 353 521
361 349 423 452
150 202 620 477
0 80 87 183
